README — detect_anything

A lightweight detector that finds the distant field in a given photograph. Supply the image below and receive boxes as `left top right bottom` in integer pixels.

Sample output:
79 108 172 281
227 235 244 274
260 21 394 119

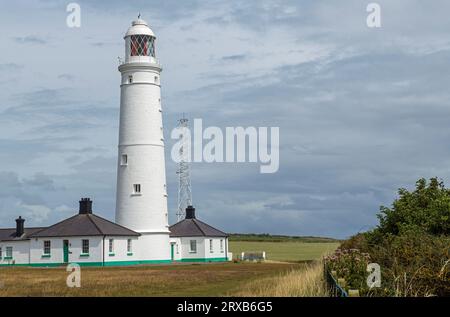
229 234 339 243
229 241 339 262
0 262 301 297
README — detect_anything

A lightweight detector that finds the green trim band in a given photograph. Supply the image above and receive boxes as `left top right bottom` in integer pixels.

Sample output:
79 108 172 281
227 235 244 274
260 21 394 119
104 259 171 266
1 259 172 267
176 257 228 263
0 258 227 267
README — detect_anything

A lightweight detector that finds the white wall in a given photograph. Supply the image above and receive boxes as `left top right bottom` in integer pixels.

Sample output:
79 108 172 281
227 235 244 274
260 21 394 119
135 233 170 261
29 236 103 265
0 240 30 265
203 237 228 259
103 236 138 263
170 237 228 261
179 237 205 260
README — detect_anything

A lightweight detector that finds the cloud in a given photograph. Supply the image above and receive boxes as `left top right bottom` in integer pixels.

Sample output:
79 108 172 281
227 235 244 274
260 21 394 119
1 1 450 238
221 54 247 62
0 63 23 71
57 73 75 81
13 35 48 45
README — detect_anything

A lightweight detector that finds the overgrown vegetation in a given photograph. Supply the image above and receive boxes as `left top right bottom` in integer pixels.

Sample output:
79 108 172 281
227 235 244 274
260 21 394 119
233 260 327 297
326 177 450 297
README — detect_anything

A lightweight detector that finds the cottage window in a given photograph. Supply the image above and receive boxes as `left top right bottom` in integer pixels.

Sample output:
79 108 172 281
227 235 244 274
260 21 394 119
5 246 12 258
209 239 213 253
220 239 224 253
43 240 51 255
82 239 89 254
109 239 114 254
189 240 197 253
127 239 133 254
0 247 2 258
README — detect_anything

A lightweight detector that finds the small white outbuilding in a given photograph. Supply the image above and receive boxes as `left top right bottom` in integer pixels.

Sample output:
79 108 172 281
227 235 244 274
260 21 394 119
169 206 230 262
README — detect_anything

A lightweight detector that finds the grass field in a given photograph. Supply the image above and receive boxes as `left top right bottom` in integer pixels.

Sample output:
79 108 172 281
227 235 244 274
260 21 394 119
0 262 301 296
0 240 339 296
229 241 339 262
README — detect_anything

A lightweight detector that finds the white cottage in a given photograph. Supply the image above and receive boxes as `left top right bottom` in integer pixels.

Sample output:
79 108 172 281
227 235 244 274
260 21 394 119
0 200 230 267
0 198 164 267
169 206 230 262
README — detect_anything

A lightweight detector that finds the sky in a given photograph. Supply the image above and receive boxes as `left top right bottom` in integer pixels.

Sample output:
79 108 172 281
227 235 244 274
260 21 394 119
1 0 450 238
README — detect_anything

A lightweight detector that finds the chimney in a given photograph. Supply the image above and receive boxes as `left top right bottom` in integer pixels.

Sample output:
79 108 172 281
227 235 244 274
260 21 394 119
79 198 93 214
15 216 25 237
185 205 196 219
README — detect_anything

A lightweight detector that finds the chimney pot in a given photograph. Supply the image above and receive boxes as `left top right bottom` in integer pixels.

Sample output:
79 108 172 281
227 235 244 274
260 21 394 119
15 216 25 237
79 198 93 214
185 205 196 219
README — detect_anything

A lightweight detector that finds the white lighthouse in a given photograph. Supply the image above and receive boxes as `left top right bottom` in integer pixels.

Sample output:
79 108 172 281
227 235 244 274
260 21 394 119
115 17 170 262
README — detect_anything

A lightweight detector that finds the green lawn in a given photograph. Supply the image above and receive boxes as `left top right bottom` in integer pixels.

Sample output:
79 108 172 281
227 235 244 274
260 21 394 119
229 241 339 262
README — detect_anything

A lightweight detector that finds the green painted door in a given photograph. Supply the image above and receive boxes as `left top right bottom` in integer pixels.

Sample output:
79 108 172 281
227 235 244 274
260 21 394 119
63 240 69 263
171 244 174 261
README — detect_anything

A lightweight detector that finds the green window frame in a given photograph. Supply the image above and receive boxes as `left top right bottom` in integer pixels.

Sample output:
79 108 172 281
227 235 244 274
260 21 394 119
82 239 89 255
43 240 51 255
109 239 114 254
127 239 132 255
5 246 12 259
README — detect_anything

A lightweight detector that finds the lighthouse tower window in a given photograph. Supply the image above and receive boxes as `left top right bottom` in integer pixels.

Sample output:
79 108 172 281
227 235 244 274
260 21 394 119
130 35 155 57
121 154 128 166
133 184 141 194
128 75 133 84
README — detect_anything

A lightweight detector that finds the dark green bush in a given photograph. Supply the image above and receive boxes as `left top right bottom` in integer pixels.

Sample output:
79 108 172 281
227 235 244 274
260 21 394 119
326 178 450 296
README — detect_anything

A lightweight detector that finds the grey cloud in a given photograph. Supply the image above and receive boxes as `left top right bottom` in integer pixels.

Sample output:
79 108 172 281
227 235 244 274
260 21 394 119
57 73 75 81
0 63 23 71
2 0 450 237
23 173 56 191
221 54 247 62
13 35 48 45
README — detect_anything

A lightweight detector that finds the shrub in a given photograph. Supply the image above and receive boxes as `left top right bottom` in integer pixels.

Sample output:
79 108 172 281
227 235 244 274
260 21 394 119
326 177 450 297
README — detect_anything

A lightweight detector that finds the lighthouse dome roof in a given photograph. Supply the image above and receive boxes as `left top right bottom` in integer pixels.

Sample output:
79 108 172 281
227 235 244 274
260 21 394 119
125 18 155 38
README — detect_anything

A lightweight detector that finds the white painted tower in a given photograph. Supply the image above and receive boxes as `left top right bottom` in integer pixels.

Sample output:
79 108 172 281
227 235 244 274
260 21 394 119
115 17 170 262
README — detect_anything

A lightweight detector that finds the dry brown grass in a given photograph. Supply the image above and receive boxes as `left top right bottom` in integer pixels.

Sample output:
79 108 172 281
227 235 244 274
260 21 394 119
231 260 327 297
0 262 301 297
